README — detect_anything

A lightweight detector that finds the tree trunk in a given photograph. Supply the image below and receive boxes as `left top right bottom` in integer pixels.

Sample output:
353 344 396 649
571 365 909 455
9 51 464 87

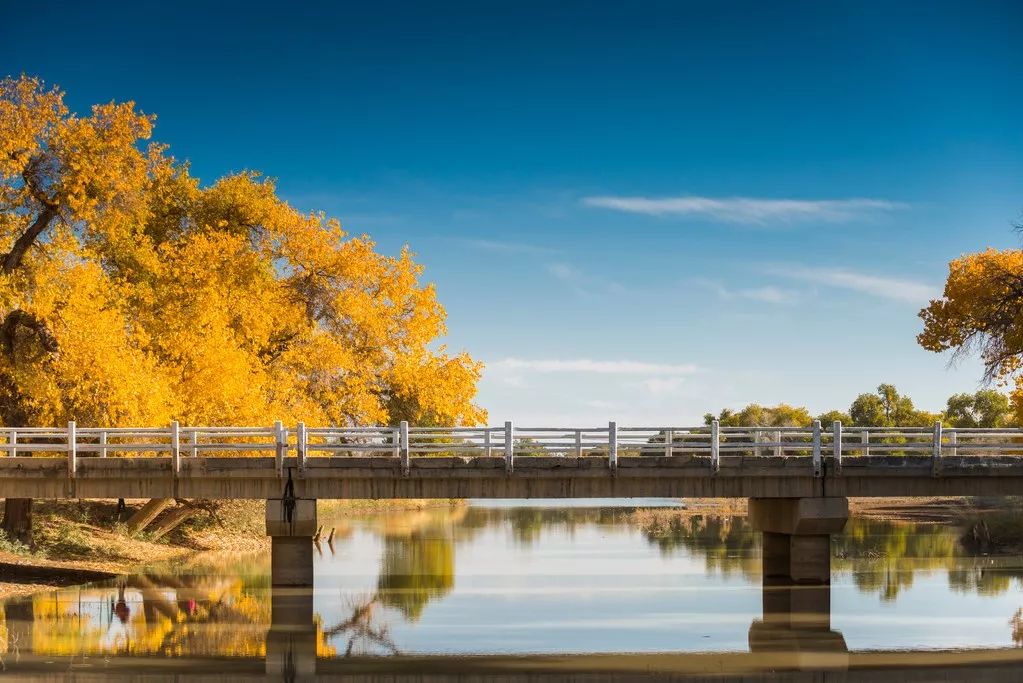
2 498 33 546
147 503 195 540
123 498 174 535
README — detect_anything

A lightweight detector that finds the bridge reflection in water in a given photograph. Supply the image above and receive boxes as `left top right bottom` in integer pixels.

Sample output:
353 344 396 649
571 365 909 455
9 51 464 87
3 503 1023 680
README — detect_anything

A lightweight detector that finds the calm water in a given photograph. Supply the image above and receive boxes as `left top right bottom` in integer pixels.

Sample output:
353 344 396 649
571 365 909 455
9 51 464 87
3 498 1023 679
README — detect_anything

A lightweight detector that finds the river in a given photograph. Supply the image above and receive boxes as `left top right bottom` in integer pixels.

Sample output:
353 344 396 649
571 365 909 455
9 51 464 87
2 498 1023 680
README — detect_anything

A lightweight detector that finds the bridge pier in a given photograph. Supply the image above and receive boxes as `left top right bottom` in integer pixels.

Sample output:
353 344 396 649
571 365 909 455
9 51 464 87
266 498 317 587
748 498 849 670
748 497 848 583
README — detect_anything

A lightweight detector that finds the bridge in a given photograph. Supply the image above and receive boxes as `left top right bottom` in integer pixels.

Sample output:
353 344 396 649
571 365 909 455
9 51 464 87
2 419 1021 676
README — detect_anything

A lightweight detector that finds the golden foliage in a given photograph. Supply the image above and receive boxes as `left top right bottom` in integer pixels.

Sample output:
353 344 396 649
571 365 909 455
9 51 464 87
0 75 484 429
919 248 1023 423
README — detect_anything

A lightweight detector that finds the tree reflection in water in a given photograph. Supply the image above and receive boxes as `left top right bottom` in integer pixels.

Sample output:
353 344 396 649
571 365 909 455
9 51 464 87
5 503 1023 659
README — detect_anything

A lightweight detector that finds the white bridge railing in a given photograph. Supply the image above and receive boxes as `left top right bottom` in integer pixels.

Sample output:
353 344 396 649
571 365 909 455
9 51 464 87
1 420 1021 477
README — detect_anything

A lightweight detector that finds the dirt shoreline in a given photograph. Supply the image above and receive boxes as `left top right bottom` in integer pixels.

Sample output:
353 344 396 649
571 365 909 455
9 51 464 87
0 496 1001 600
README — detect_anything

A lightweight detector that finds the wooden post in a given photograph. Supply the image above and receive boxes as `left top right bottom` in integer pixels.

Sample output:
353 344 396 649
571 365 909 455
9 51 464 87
932 421 943 477
67 421 76 479
711 420 720 473
812 420 822 477
608 421 617 471
399 421 410 475
170 421 180 475
99 430 107 458
274 421 286 476
575 429 582 457
861 429 870 456
504 421 514 473
949 430 958 458
9 429 15 458
753 428 761 458
483 427 491 457
190 429 199 457
664 429 673 457
833 421 842 475
297 422 307 471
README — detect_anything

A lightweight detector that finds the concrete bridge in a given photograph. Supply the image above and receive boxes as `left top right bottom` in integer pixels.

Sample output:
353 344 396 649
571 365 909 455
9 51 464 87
2 420 1021 676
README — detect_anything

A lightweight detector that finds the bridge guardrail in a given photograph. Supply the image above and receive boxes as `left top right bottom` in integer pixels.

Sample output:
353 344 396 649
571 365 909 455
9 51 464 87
2 420 1023 477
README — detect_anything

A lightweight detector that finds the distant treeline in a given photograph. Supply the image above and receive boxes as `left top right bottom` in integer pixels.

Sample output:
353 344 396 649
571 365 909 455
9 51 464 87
704 384 1011 429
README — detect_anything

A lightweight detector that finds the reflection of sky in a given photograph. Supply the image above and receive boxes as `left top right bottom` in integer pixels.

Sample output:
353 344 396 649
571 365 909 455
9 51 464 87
9 504 1023 658
314 505 1023 655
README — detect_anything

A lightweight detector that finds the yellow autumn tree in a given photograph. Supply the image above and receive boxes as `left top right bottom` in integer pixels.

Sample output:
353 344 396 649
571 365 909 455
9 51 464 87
0 75 485 542
918 247 1023 423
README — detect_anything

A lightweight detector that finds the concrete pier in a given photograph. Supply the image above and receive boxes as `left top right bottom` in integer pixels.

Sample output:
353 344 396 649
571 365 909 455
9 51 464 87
749 497 848 583
266 498 317 587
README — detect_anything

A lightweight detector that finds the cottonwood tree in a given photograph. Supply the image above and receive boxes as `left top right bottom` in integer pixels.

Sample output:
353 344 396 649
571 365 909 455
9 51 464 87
919 248 1023 424
0 76 484 543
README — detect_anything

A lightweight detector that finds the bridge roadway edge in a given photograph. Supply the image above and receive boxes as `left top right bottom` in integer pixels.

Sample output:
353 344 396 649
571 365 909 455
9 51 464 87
1 454 1023 499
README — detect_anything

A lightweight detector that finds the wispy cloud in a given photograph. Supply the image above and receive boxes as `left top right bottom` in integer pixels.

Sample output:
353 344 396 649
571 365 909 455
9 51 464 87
693 279 798 305
489 358 701 375
582 195 905 224
454 238 558 254
547 261 625 297
767 265 935 303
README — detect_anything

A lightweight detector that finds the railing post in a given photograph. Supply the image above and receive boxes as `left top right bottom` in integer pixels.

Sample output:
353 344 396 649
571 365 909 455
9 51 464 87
297 422 307 472
484 427 492 457
949 429 958 458
67 420 76 479
664 429 673 457
861 429 870 456
832 421 842 475
812 420 822 477
932 421 943 477
710 419 720 473
9 428 16 457
274 420 286 476
753 429 761 458
190 429 199 458
773 430 782 457
99 430 107 458
504 421 514 473
170 421 180 475
399 421 410 475
608 421 618 471
575 429 583 458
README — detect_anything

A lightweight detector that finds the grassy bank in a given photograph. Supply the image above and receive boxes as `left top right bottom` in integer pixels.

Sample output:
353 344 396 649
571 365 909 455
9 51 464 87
0 498 460 599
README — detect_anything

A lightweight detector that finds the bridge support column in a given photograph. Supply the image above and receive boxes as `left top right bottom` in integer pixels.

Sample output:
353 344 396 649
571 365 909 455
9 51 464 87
749 497 848 583
265 498 317 587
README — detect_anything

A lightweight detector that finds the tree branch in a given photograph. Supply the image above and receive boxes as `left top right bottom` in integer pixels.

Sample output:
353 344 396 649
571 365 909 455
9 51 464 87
0 309 58 356
2 205 57 274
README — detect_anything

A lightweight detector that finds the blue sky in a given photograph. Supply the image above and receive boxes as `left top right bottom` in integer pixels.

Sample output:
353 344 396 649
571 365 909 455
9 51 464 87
4 1 1022 424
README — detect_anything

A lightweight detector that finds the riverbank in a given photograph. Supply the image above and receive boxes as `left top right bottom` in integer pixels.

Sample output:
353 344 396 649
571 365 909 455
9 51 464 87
0 498 459 599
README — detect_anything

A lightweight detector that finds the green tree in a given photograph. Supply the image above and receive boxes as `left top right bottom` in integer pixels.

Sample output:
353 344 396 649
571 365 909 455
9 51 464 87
704 403 812 427
849 384 934 427
817 409 852 426
944 389 1012 428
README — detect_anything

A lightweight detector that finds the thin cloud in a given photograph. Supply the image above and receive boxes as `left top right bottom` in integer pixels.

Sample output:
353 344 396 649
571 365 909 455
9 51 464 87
454 238 558 254
582 195 905 224
768 265 935 303
489 358 701 375
693 278 797 305
547 261 625 297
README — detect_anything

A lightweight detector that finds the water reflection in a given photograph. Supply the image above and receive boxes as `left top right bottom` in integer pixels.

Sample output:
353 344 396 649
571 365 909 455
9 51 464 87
3 501 1023 675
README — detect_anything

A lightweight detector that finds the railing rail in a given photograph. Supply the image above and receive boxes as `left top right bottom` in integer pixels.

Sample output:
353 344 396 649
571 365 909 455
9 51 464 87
4 422 1023 479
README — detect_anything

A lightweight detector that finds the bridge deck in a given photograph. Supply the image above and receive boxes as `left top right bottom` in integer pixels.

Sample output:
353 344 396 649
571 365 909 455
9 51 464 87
3 454 1022 499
